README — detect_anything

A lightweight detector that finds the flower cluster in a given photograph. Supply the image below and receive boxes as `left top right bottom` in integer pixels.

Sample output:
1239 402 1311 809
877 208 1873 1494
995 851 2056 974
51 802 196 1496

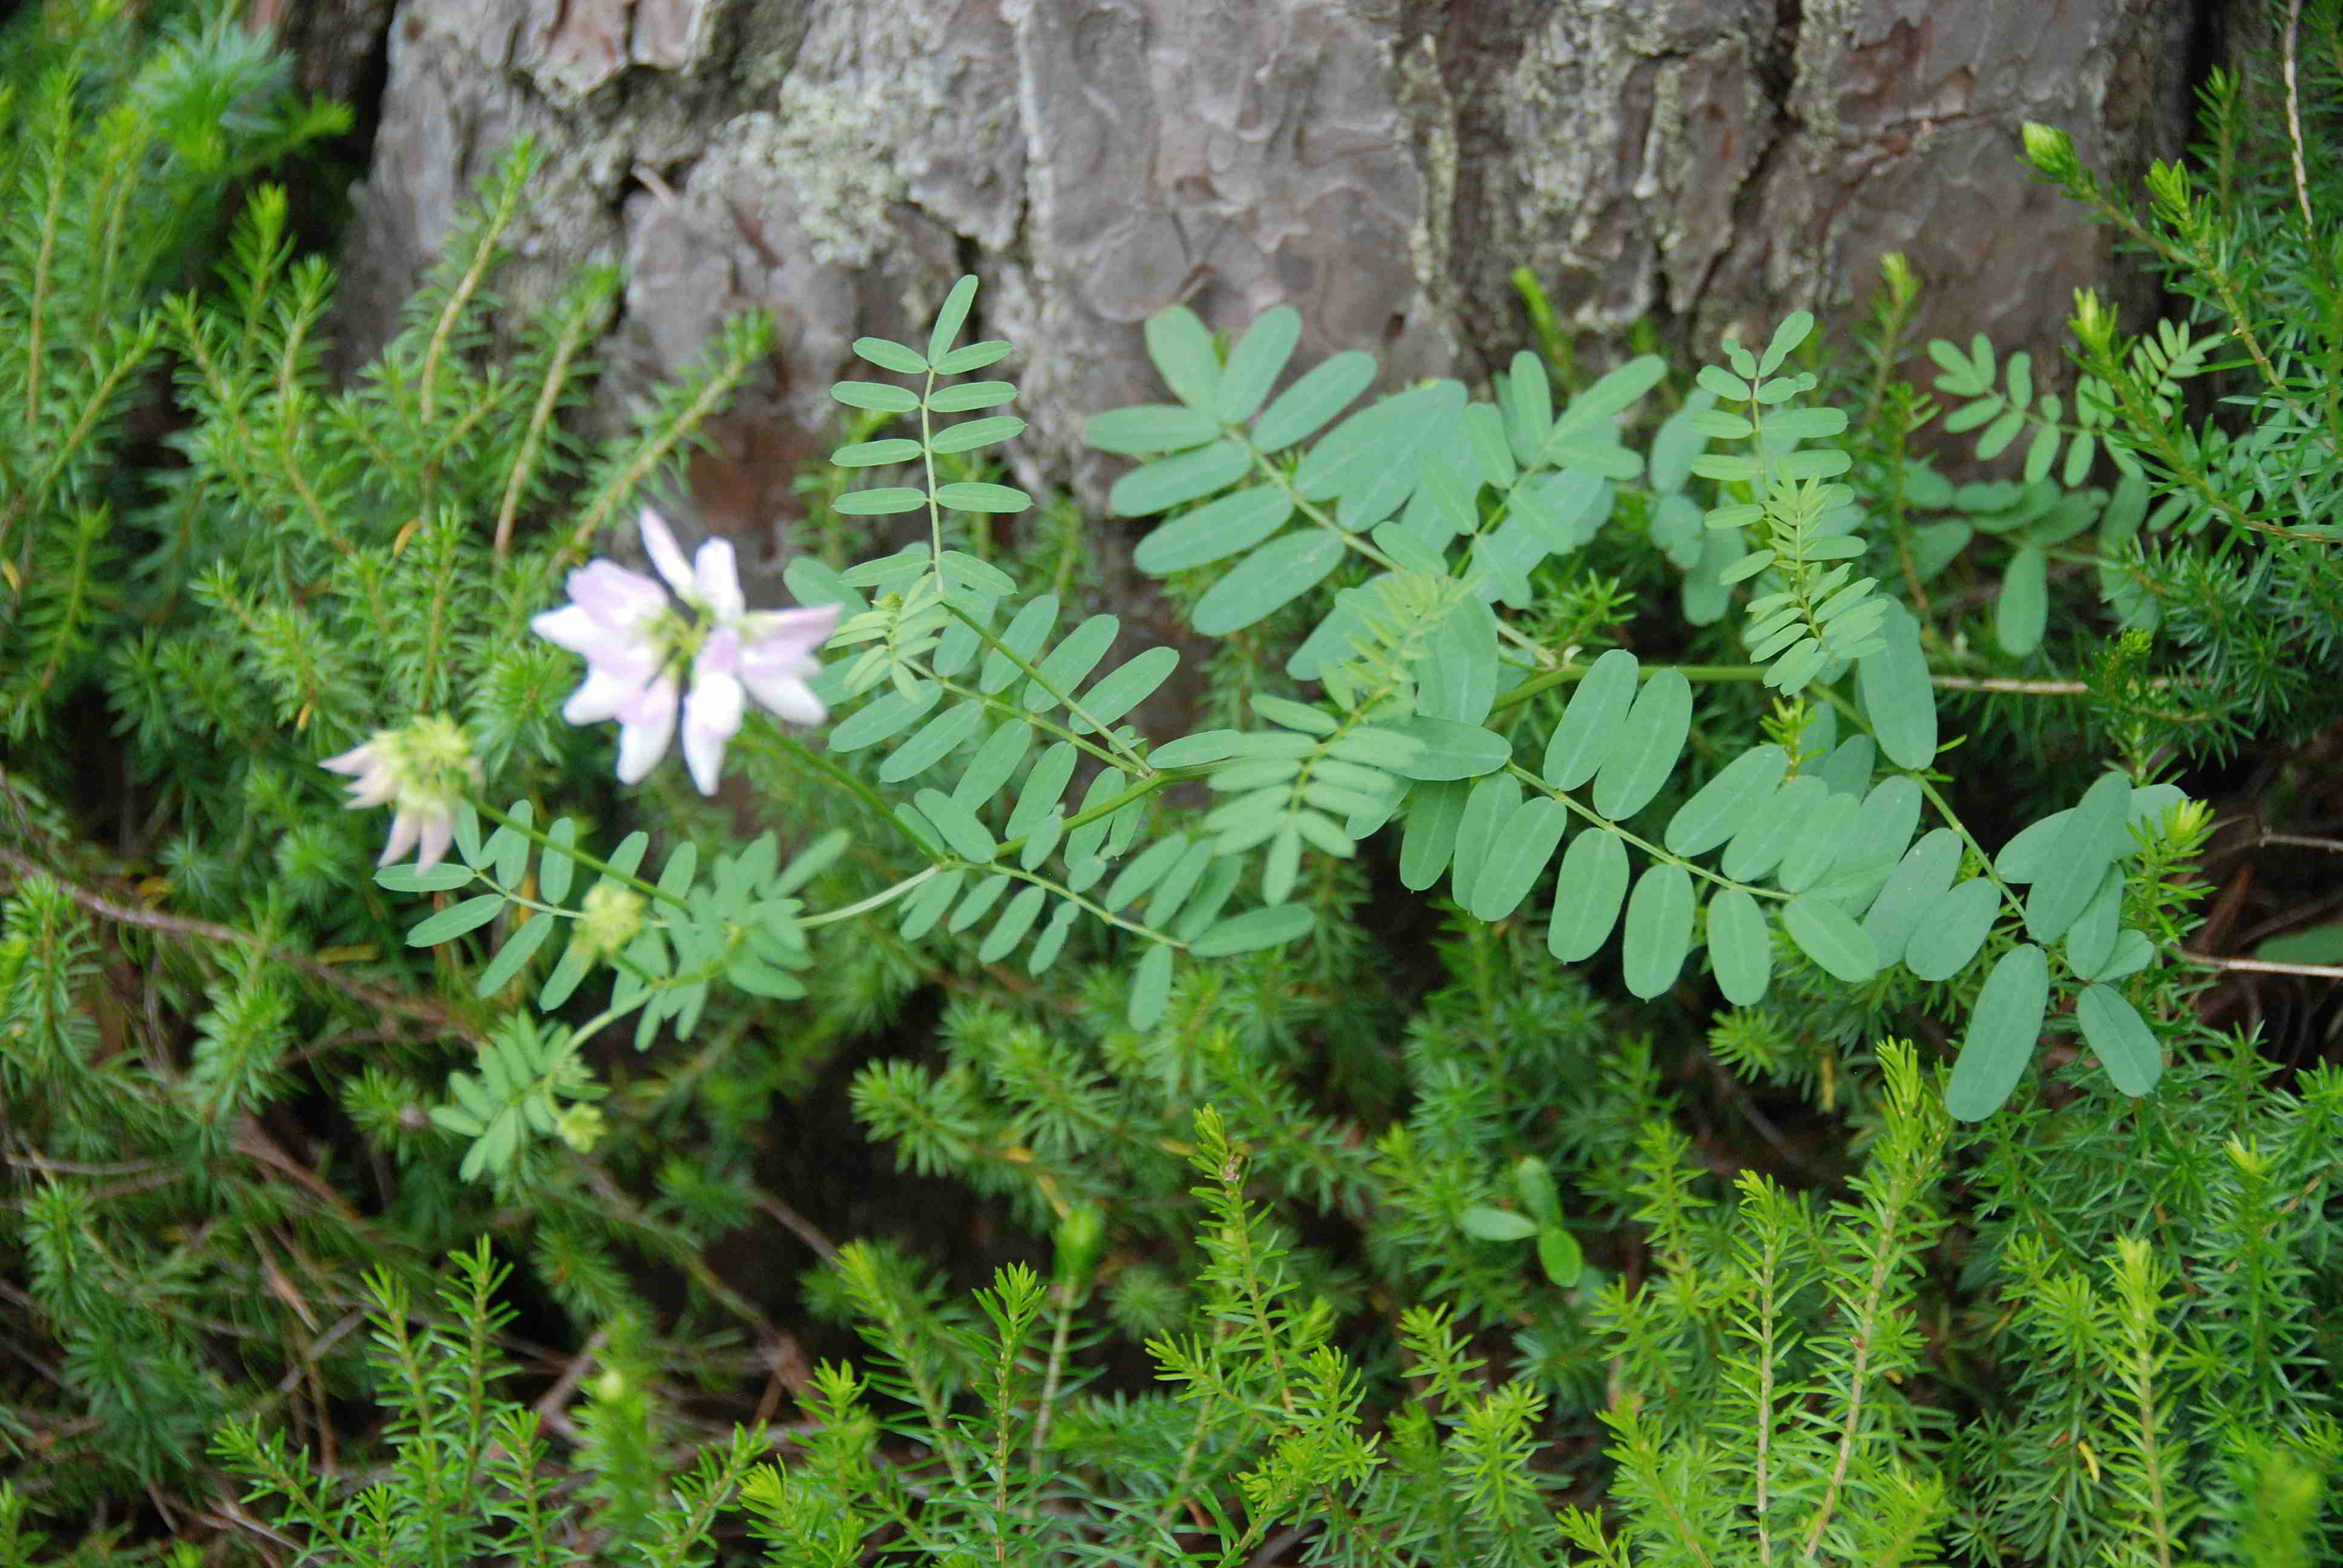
531 509 841 794
320 714 483 872
322 511 839 871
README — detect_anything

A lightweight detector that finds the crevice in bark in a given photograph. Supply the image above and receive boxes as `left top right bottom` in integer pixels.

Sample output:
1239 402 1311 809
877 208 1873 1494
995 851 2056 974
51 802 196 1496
1685 18 1805 337
337 3 396 171
1760 0 1807 103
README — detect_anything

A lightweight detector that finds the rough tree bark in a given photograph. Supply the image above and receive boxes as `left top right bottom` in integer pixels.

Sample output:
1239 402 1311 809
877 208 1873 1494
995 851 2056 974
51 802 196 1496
277 0 2207 577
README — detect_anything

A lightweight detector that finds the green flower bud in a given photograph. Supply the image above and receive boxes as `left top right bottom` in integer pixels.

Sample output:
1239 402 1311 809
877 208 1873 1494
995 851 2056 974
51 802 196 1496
575 883 647 964
2146 158 2192 221
1053 1203 1107 1292
397 714 482 806
555 1103 606 1153
2020 121 2076 180
1878 250 1919 309
2069 288 2117 355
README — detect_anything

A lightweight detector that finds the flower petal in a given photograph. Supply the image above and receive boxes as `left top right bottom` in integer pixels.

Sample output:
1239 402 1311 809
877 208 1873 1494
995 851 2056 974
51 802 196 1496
696 626 742 678
531 604 621 656
341 765 398 809
562 662 657 725
693 537 746 621
614 675 680 784
638 508 695 599
413 812 456 873
681 682 744 797
741 604 842 664
378 809 421 867
742 671 827 726
323 741 399 807
566 560 668 627
320 740 381 776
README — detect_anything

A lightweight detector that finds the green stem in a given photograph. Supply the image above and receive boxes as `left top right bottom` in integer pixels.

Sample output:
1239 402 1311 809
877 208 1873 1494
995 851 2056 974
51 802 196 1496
916 648 1135 776
802 867 939 929
1233 428 1562 664
765 727 931 855
1491 661 1769 715
931 598 1156 776
1502 762 1787 903
991 769 1193 863
470 799 675 908
1908 771 2028 923
920 365 946 558
1028 1287 1081 1478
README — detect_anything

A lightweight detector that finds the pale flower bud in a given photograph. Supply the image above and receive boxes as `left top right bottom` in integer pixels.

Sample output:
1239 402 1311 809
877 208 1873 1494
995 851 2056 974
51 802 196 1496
2020 121 2073 176
555 1103 607 1153
2070 288 2117 354
320 714 483 872
575 883 647 964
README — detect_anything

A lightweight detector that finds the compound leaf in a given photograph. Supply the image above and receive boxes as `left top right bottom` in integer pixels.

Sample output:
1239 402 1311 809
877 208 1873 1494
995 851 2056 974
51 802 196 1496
1217 305 1302 423
1467 797 1570 922
1133 487 1293 574
1252 350 1378 452
1543 649 1639 789
1664 745 1789 856
1781 894 1879 982
1192 531 1346 635
2076 982 2163 1098
1705 888 1772 1005
1190 903 1315 956
1145 305 1221 409
1548 829 1630 961
1904 877 2002 981
1996 546 2048 655
1592 669 1691 820
1621 864 1695 998
1947 943 2048 1120
1856 602 1939 769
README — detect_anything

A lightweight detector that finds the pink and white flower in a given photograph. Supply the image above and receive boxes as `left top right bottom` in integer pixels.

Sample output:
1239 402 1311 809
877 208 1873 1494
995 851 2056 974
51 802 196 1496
532 509 839 794
321 714 483 872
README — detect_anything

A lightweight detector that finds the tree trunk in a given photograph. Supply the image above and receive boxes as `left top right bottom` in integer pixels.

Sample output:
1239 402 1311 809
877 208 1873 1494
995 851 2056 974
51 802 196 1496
288 0 2206 568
